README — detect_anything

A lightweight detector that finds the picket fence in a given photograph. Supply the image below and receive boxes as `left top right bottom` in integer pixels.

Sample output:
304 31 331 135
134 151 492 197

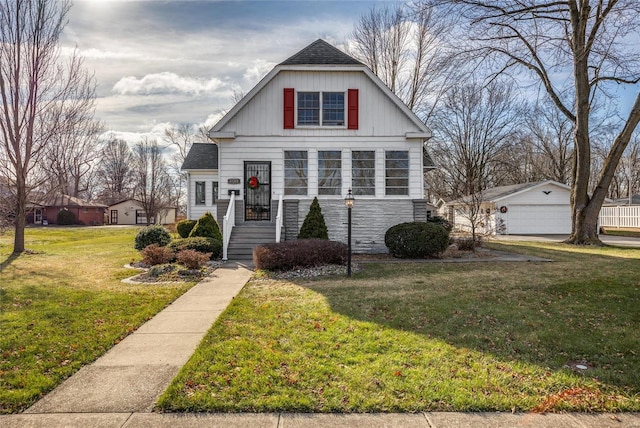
599 205 640 229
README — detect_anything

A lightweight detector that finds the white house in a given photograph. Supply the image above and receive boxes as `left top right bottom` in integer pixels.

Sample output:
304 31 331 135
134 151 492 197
182 39 434 259
107 199 177 225
444 180 572 235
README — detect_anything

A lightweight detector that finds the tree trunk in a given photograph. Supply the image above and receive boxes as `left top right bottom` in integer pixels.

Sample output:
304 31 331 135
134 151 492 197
13 177 26 254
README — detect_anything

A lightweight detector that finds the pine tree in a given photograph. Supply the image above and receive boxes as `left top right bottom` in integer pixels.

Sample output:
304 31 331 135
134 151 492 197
298 197 329 239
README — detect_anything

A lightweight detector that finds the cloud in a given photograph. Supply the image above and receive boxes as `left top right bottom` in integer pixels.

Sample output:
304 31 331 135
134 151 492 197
112 72 228 96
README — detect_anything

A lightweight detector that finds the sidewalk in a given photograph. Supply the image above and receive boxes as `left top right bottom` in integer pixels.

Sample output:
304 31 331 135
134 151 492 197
2 261 639 427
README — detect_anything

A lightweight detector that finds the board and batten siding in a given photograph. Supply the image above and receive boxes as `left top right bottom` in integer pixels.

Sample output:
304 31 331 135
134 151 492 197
188 171 218 220
222 70 420 137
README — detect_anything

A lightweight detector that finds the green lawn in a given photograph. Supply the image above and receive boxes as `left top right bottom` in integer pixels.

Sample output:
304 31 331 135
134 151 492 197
158 241 640 413
0 226 195 414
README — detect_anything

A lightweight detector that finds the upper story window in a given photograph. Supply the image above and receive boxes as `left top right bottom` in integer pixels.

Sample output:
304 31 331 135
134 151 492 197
195 181 206 205
385 150 409 196
318 150 342 195
352 151 375 196
284 151 308 195
297 92 344 126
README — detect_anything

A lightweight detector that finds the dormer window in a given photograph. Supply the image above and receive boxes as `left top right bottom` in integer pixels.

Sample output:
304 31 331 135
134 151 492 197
297 92 344 126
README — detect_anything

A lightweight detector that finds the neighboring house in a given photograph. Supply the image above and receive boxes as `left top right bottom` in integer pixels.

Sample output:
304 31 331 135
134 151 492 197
107 199 177 225
443 180 572 235
182 39 434 258
28 194 107 225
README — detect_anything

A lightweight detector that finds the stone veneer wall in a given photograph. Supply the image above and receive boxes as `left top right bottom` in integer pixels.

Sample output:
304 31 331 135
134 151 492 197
284 199 429 253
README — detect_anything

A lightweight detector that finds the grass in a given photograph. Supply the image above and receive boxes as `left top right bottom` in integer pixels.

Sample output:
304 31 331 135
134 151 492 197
158 241 640 413
601 228 640 238
0 226 195 414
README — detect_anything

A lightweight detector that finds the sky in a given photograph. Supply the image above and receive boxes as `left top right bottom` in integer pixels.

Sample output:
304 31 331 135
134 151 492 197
61 0 380 143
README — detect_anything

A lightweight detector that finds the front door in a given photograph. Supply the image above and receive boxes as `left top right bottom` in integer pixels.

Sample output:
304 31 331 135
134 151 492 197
245 161 271 221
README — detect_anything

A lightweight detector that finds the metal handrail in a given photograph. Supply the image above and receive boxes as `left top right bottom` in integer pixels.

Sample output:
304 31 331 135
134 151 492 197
222 192 236 261
275 193 283 243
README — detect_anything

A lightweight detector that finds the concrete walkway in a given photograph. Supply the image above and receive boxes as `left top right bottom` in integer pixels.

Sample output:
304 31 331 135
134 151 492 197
2 260 640 427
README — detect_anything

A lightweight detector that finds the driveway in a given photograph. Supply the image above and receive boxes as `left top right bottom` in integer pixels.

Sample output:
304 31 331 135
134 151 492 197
493 234 640 248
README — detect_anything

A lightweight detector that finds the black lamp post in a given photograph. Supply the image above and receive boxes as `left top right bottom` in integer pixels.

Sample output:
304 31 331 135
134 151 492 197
344 188 354 277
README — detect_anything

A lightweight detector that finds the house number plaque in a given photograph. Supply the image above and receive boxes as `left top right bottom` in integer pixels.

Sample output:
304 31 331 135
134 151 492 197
228 178 241 185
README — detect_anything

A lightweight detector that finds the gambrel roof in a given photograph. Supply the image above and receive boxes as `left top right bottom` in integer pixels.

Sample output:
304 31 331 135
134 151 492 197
209 39 431 139
181 143 219 170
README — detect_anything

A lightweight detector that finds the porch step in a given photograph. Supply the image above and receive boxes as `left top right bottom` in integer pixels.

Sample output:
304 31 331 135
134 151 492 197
227 224 277 260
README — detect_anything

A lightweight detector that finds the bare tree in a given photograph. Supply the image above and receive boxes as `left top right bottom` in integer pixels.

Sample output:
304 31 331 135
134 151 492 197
0 0 96 254
132 139 173 226
95 137 135 204
349 2 457 122
441 0 640 244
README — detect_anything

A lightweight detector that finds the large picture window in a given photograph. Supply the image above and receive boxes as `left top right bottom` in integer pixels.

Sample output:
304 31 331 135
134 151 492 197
195 181 206 205
385 151 409 195
352 151 375 196
284 151 308 195
318 150 342 195
297 92 344 126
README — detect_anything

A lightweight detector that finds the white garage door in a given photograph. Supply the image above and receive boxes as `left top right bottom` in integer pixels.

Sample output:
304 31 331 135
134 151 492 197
506 204 571 234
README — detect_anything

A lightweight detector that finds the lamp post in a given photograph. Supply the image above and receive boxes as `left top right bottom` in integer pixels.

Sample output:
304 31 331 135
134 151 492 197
344 188 354 277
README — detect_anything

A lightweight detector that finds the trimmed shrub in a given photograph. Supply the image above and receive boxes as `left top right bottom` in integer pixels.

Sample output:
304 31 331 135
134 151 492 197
168 237 222 260
176 249 211 269
254 239 347 271
451 235 483 251
134 225 171 250
189 212 222 241
298 197 329 239
57 209 76 225
176 219 197 238
385 221 449 258
141 244 175 265
427 215 453 232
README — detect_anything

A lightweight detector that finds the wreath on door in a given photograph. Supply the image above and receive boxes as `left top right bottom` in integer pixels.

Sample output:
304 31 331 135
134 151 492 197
247 176 260 189
499 206 508 213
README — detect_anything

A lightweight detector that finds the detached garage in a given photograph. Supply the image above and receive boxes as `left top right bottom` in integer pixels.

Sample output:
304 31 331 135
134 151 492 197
445 180 572 235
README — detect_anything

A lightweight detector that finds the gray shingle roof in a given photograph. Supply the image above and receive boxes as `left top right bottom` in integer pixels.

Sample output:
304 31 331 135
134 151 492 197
280 39 363 66
447 181 552 205
181 143 219 170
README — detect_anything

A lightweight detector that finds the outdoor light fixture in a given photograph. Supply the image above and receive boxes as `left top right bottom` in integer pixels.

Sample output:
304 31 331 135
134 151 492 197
344 188 355 276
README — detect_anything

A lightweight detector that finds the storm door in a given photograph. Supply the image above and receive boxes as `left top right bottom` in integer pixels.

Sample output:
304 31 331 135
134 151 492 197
244 161 271 221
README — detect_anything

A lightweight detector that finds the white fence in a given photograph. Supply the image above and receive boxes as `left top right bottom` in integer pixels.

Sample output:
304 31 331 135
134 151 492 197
599 205 640 229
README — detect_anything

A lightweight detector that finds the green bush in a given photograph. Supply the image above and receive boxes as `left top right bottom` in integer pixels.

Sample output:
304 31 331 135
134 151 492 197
189 212 222 241
176 219 197 238
134 225 171 250
298 197 328 239
254 239 347 271
168 237 222 260
56 209 76 225
384 221 449 258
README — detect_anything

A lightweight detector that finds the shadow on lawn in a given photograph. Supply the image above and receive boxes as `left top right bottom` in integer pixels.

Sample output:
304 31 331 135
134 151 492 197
300 244 640 395
0 252 19 272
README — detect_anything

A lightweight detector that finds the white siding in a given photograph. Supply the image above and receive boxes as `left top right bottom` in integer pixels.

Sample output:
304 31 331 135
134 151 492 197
188 171 219 220
223 71 422 137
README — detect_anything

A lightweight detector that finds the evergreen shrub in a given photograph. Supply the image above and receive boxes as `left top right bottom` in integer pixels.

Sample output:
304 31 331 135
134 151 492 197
254 239 347 271
427 215 453 232
168 237 222 260
385 221 449 258
298 197 328 239
189 212 222 241
56 209 76 225
134 225 171 250
176 219 197 238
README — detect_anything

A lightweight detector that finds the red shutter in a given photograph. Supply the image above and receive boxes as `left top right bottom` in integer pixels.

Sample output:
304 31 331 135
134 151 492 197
348 89 359 130
283 88 294 129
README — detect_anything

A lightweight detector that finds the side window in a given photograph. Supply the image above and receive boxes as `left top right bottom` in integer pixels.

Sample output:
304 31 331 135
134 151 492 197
212 181 219 203
284 151 308 195
322 92 344 126
195 181 206 205
297 92 319 125
385 151 409 196
318 150 341 195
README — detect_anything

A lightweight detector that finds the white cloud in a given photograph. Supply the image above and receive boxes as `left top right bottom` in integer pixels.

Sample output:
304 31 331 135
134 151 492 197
112 72 228 96
243 59 276 88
